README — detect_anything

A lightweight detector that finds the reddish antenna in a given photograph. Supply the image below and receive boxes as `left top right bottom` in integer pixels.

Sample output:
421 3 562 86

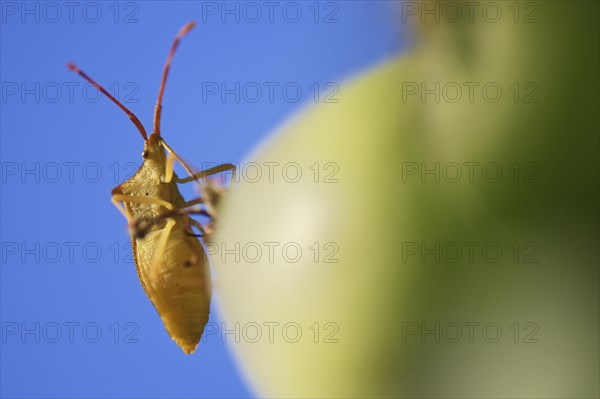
67 63 148 141
153 21 197 136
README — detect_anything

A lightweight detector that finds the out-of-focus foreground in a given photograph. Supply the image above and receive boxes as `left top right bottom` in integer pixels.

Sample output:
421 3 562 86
213 1 599 398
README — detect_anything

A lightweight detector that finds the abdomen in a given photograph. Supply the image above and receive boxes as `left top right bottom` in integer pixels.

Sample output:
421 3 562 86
133 219 211 354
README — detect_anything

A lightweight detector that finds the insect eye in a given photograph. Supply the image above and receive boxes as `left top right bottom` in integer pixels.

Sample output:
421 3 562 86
142 150 149 159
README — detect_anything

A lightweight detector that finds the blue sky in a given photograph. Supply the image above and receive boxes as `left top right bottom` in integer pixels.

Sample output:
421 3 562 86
0 1 405 397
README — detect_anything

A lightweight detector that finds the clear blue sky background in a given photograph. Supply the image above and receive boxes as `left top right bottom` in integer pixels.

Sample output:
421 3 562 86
0 1 405 397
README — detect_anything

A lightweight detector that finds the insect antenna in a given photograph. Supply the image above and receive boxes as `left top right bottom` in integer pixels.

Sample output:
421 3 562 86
66 63 148 141
153 21 197 136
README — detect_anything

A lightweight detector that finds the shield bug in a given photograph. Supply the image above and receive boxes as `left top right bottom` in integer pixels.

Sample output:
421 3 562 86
68 22 235 354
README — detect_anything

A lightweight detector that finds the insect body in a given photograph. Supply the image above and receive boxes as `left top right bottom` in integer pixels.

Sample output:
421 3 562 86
68 22 235 354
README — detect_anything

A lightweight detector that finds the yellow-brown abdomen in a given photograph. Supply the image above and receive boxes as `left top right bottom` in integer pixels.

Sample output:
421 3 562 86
133 219 211 354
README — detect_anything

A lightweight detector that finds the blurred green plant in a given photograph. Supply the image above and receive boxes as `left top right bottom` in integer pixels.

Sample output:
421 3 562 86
212 2 599 397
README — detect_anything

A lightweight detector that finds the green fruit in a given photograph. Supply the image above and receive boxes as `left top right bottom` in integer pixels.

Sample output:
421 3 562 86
213 2 598 397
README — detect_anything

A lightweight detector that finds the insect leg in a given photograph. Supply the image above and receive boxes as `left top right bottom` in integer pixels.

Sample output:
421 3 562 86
161 138 236 188
176 161 236 218
176 163 237 188
149 218 176 284
161 150 176 184
179 213 209 238
182 197 204 208
160 153 212 216
129 204 210 239
111 194 175 211
160 139 198 182
111 196 130 220
112 194 177 237
187 218 207 236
